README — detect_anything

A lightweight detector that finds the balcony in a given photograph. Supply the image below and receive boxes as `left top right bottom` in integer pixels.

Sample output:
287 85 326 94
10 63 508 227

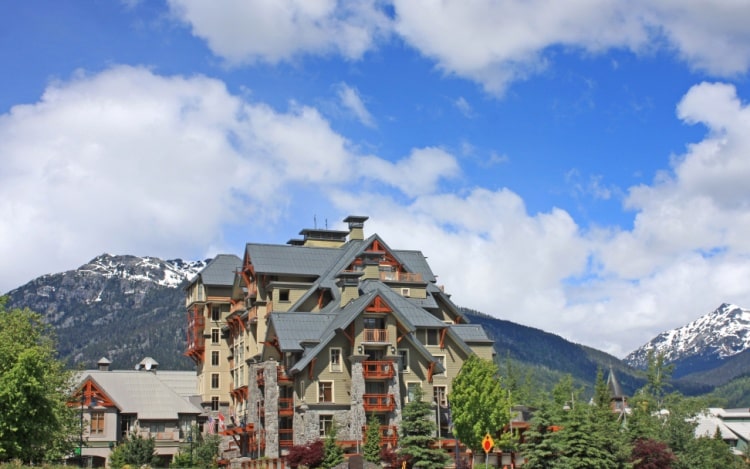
279 429 294 448
379 271 422 283
363 361 395 380
277 366 292 384
279 398 294 417
363 425 399 447
363 329 388 343
363 394 395 413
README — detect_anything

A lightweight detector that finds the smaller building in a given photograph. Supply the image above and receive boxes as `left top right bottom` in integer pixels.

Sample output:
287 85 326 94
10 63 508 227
694 407 750 455
71 357 204 467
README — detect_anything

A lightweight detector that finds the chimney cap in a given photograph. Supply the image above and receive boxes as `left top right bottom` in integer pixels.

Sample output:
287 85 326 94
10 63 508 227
343 215 369 227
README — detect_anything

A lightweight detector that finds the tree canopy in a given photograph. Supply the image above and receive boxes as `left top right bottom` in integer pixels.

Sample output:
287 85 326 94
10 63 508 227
0 296 77 463
448 355 509 452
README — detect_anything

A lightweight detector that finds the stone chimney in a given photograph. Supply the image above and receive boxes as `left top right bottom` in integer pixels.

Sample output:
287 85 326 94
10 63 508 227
344 215 369 241
337 270 363 307
97 357 111 372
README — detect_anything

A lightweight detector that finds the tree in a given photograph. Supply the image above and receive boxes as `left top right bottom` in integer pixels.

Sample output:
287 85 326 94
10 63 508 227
0 297 77 463
286 440 324 468
521 398 562 468
364 413 383 464
172 427 220 468
321 424 345 469
109 431 158 468
449 355 509 452
399 386 449 469
630 438 676 469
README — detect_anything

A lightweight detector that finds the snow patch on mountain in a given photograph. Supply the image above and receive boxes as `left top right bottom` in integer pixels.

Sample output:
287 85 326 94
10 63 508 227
624 303 750 368
79 254 207 288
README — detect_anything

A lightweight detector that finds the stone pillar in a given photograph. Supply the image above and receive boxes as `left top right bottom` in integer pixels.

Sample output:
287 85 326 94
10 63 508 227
263 362 279 458
348 354 367 443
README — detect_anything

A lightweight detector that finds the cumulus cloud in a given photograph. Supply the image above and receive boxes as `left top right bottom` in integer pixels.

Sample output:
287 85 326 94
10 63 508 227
166 0 392 65
167 0 750 94
0 66 436 292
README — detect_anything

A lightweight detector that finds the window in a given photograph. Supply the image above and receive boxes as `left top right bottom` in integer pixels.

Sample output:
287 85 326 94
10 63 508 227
211 351 220 367
318 381 333 403
319 415 333 437
279 289 290 302
211 396 220 411
425 329 439 346
398 349 409 373
434 355 446 377
90 412 105 435
406 382 421 403
211 307 220 321
433 386 447 407
211 373 220 389
329 348 342 372
149 422 166 433
211 328 220 344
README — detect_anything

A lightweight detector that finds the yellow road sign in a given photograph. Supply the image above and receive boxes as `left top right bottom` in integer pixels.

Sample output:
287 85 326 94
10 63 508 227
482 433 494 454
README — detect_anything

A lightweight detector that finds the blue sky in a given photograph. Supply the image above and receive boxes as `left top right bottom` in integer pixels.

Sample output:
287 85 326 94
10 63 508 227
3 0 750 357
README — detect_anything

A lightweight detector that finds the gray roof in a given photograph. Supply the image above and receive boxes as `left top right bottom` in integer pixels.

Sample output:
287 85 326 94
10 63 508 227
393 249 436 283
361 281 445 329
245 244 341 277
450 324 494 343
191 254 241 286
80 370 202 420
268 312 338 352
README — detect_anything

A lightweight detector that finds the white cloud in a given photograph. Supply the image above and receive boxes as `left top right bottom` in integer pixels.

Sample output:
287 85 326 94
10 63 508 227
336 83 376 127
167 0 750 94
166 0 392 65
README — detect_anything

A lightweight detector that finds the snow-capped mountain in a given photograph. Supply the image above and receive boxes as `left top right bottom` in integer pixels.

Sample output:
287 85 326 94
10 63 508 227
624 303 750 375
4 254 208 370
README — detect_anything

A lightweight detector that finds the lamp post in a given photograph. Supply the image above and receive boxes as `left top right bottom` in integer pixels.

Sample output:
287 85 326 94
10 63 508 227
188 426 193 467
79 394 84 468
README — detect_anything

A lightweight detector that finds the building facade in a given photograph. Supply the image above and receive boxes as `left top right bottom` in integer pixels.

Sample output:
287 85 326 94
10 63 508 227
72 357 203 467
189 216 495 462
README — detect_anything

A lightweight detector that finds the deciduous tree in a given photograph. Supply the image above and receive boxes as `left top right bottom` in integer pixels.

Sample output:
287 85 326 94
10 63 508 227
448 355 508 453
0 297 77 463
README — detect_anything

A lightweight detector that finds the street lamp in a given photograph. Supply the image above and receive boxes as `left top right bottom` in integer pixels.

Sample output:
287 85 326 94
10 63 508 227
187 426 193 467
79 394 84 468
432 400 441 446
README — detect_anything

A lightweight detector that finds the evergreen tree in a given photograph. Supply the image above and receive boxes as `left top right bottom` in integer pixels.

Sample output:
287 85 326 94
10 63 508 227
449 355 509 452
321 424 345 469
521 398 562 468
0 297 77 463
364 414 383 464
399 386 449 469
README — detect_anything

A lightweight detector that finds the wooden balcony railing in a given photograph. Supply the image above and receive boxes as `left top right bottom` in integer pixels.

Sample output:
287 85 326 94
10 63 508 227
379 271 423 283
363 394 395 413
279 429 294 448
363 361 395 379
277 366 292 384
363 329 388 342
363 425 399 447
279 398 294 417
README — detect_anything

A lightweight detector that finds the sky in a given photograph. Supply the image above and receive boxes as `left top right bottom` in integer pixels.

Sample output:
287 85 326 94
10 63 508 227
2 1 750 358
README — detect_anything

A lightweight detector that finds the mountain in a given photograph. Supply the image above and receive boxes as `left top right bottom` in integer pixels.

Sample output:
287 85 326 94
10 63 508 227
3 254 206 370
461 308 647 395
624 303 750 380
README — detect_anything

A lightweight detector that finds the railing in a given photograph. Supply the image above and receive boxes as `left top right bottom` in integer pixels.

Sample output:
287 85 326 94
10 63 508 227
363 394 395 413
279 398 294 417
363 329 388 342
363 425 399 447
363 360 395 379
380 271 423 282
279 429 294 448
277 366 292 383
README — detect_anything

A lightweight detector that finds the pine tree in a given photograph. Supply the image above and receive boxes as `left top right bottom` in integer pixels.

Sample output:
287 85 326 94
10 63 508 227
399 386 449 469
322 424 345 469
364 413 383 464
521 398 562 468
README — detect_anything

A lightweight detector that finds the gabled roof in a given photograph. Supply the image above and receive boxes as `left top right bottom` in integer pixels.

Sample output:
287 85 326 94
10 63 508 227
360 281 445 329
450 324 494 344
78 370 202 420
268 312 338 352
188 254 241 287
245 243 341 277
